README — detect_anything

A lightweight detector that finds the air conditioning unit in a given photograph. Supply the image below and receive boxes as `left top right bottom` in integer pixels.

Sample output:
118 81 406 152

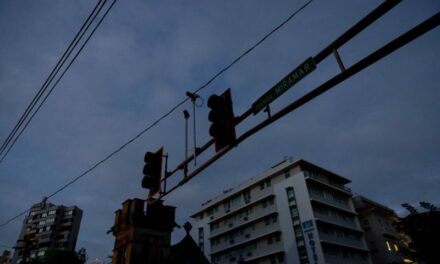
210 215 214 220
243 216 248 221
245 234 250 238
230 239 235 244
228 223 233 227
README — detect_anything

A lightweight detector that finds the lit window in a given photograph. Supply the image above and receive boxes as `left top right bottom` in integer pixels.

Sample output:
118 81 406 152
394 244 399 251
386 241 392 251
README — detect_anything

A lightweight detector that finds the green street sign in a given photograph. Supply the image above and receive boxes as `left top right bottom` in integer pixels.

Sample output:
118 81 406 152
252 57 316 114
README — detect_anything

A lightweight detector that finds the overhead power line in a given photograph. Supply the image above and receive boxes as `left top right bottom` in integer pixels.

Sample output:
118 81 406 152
0 0 115 163
0 0 313 227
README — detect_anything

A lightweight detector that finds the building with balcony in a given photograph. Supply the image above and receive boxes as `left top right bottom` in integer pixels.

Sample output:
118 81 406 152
353 195 406 264
12 197 82 264
191 159 372 264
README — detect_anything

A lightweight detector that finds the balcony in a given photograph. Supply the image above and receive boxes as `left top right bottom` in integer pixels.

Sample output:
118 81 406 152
319 232 367 251
314 212 360 231
209 192 274 224
306 174 352 194
309 193 353 213
210 205 277 238
211 225 280 254
236 243 284 263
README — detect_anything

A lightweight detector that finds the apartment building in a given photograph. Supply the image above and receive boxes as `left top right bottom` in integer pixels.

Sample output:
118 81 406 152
353 195 406 264
191 159 372 264
12 197 82 263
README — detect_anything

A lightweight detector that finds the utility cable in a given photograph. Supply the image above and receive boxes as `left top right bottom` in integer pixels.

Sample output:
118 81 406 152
0 0 107 159
0 0 106 158
0 0 116 163
0 0 312 227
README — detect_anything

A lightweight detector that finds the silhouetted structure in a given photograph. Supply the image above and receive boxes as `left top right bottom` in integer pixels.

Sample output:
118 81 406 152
109 198 209 264
1 250 11 264
353 195 406 264
396 202 440 264
192 159 372 264
12 197 82 263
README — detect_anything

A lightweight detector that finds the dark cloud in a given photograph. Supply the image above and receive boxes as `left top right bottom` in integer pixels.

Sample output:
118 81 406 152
1 0 439 259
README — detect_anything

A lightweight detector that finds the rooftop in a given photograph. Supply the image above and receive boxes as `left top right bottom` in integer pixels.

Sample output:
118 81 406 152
192 158 351 217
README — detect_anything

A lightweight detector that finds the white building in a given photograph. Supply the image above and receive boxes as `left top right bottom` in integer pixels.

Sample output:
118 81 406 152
191 159 372 264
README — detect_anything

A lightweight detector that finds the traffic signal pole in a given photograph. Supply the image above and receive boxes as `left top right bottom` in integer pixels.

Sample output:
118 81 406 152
165 0 402 177
159 9 439 199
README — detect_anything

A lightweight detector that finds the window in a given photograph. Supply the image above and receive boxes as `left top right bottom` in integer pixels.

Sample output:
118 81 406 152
393 244 399 252
48 210 56 215
290 206 299 218
243 190 251 203
266 179 271 187
64 210 73 216
224 200 231 212
231 195 241 207
260 182 265 190
198 227 204 252
286 187 295 201
269 198 274 205
267 236 273 245
386 241 392 251
265 218 270 226
278 253 285 263
294 225 303 237
263 201 268 208
284 170 290 179
310 187 324 198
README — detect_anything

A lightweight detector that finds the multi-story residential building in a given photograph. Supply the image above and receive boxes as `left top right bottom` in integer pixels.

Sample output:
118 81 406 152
191 159 372 264
12 197 82 264
353 195 405 264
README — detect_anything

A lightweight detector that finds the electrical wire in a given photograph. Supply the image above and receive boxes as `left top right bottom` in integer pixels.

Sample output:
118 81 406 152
0 0 111 162
0 0 313 227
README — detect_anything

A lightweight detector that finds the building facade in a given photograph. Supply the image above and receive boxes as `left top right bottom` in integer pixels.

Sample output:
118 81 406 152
12 198 82 264
109 198 209 264
353 195 405 264
192 159 372 264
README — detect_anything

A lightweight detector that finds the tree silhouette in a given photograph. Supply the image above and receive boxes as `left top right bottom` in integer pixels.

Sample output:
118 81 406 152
395 202 440 264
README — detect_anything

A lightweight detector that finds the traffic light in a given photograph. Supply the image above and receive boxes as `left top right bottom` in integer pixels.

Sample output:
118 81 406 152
208 88 236 152
142 148 163 195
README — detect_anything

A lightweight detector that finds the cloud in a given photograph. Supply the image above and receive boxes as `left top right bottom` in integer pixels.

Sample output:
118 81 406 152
1 0 439 260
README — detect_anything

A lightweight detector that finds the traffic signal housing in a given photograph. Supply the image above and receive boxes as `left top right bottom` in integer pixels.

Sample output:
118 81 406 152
142 148 163 195
208 88 236 152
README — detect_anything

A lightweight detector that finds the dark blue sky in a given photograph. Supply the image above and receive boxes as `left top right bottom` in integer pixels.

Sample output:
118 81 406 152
1 0 439 260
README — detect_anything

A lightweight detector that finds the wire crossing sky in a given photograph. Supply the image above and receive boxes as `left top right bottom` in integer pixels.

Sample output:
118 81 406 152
0 0 117 163
0 0 312 228
0 0 438 260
